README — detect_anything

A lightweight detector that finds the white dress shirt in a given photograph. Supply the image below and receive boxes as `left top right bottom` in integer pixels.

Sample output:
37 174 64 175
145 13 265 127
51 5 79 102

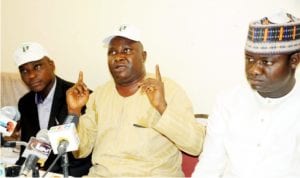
36 79 57 129
192 80 300 178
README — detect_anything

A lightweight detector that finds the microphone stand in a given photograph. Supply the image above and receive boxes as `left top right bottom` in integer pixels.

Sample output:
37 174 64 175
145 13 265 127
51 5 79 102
42 140 70 178
61 152 69 178
42 154 61 178
0 133 3 146
32 166 40 178
57 140 69 178
19 154 39 177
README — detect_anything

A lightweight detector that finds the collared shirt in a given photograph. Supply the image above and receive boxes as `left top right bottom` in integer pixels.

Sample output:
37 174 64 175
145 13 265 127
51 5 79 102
36 78 57 129
74 74 205 177
192 80 300 178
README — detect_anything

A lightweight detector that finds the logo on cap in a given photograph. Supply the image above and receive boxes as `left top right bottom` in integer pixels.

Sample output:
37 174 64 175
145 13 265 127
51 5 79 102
22 45 29 52
119 25 127 32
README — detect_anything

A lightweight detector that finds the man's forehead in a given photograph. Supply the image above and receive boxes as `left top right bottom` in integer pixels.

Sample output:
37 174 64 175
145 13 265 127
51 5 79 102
245 50 291 60
245 50 292 56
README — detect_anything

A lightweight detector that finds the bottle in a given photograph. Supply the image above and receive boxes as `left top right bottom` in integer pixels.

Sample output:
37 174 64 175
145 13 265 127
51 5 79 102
0 161 5 178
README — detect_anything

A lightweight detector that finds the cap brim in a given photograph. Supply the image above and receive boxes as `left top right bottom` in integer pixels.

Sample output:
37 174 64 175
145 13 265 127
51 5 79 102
102 33 140 46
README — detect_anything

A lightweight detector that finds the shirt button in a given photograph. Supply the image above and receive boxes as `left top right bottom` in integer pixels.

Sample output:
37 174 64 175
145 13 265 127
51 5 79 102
260 118 264 122
257 143 261 147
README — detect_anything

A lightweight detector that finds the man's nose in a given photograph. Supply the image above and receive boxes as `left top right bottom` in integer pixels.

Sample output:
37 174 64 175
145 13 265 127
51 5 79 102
27 70 37 79
248 60 263 76
113 53 126 62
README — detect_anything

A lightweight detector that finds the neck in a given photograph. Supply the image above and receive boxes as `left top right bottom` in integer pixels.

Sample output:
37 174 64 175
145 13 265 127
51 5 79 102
116 74 145 97
38 77 56 99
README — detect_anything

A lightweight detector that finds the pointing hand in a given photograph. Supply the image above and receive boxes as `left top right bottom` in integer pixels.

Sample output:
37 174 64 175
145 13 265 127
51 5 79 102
66 71 90 116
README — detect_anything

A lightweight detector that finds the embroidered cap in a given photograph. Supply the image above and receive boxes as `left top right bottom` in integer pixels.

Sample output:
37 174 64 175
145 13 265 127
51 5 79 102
245 11 300 54
103 24 141 45
14 42 49 67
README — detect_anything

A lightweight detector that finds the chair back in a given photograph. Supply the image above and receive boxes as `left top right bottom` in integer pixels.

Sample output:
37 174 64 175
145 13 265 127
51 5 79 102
181 114 208 177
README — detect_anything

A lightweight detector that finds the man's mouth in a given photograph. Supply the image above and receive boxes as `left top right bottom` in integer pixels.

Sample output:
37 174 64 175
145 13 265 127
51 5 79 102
247 77 265 88
248 77 262 83
114 64 127 72
30 81 41 88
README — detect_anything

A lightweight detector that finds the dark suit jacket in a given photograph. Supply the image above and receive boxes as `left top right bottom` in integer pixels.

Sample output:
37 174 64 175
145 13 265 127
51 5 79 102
16 76 92 177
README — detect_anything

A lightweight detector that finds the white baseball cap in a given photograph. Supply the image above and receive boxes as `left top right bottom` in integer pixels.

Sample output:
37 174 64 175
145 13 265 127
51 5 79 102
14 42 49 67
103 24 141 45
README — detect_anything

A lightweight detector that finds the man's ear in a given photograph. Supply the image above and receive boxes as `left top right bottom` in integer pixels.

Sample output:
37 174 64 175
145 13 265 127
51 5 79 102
290 52 300 69
142 51 147 63
48 58 56 71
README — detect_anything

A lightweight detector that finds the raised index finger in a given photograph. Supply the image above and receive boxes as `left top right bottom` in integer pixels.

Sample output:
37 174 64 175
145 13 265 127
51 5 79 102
77 71 84 83
156 64 162 81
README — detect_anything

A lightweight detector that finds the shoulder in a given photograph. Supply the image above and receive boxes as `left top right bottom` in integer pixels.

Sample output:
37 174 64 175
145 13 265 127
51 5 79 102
55 76 74 89
18 91 35 113
146 73 182 89
215 82 255 108
19 91 35 105
92 80 114 94
56 76 93 93
146 73 190 102
293 80 300 95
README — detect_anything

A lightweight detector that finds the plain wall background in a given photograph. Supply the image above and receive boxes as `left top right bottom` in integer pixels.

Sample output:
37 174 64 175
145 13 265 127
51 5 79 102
1 0 300 114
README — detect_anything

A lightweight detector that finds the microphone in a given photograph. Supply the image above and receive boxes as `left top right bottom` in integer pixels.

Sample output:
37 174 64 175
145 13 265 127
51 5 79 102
19 129 52 177
48 115 80 154
46 115 79 178
0 106 20 136
19 154 39 177
2 140 28 148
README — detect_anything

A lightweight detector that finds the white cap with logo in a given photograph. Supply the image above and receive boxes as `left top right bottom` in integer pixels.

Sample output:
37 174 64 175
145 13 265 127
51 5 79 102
14 42 49 67
103 24 141 45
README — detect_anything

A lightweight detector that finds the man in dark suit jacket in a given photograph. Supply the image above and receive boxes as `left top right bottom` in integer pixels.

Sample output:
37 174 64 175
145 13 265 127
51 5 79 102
13 42 92 177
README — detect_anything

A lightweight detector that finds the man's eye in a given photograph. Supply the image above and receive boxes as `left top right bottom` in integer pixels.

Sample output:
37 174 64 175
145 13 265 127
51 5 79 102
20 69 27 75
35 64 42 70
124 48 131 54
263 60 273 66
246 57 255 63
109 50 117 55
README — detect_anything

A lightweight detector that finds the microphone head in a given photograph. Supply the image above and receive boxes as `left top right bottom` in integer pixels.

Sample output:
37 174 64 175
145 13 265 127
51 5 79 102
0 106 20 121
57 140 69 154
36 129 50 143
48 123 79 154
0 106 20 136
21 129 51 162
